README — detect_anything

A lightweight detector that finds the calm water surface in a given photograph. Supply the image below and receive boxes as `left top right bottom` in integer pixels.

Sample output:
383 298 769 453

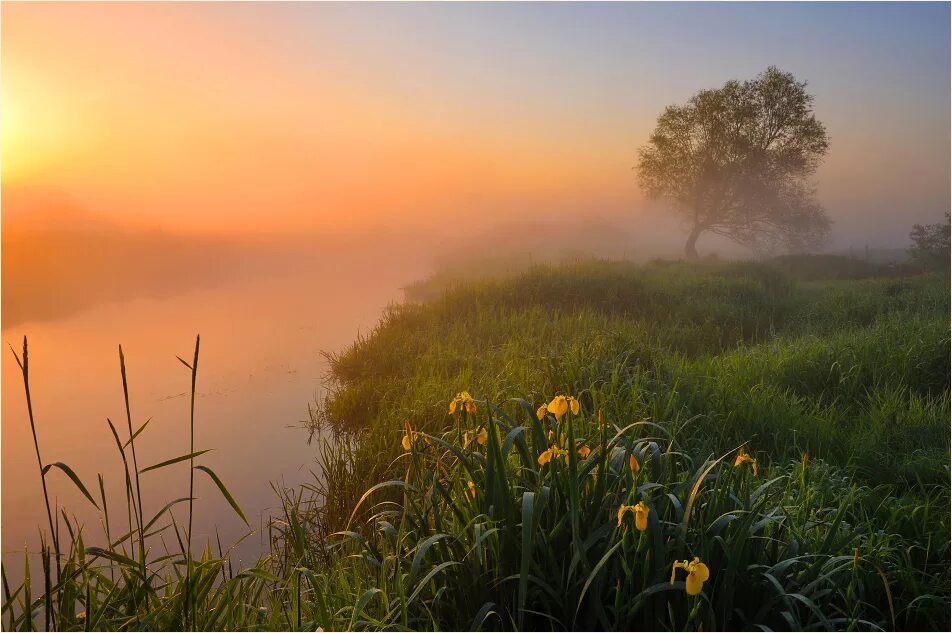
2 254 426 575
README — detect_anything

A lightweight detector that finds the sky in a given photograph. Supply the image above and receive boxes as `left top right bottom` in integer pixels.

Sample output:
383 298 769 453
2 2 949 248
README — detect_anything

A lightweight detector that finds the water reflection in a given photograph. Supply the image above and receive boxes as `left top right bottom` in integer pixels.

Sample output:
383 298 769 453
1 243 428 579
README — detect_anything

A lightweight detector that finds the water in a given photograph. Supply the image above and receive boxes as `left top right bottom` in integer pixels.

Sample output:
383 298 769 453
1 250 427 577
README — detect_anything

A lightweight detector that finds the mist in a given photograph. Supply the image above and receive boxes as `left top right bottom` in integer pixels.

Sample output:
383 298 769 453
2 3 950 628
4 189 938 331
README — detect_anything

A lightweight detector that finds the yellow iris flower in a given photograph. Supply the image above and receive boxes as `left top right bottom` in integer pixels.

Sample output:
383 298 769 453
617 504 632 526
464 426 488 446
734 446 758 476
546 395 580 420
537 445 569 466
536 404 547 421
577 444 591 459
670 557 710 596
633 501 649 531
467 481 477 499
629 454 640 474
402 421 430 451
616 501 650 531
449 391 476 415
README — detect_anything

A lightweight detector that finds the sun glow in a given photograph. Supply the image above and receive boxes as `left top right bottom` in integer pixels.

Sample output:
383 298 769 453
0 2 947 244
1 91 30 181
1 69 88 186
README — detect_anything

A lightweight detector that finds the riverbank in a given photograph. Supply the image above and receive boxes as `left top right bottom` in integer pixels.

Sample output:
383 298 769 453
4 257 949 630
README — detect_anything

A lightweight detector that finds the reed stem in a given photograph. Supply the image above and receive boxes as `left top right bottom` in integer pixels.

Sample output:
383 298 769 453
10 337 60 629
184 334 201 630
119 346 147 603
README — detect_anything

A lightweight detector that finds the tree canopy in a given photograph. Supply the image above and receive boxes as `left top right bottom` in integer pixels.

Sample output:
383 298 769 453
637 66 831 258
908 212 950 272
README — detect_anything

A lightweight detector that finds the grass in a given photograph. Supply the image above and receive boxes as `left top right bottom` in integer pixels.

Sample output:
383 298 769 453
2 257 949 630
322 260 947 480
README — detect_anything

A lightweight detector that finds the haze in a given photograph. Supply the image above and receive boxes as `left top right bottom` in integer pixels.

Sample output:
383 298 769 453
3 2 949 247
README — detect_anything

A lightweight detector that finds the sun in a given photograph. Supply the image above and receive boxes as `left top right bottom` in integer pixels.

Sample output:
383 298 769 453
1 82 72 183
2 91 32 181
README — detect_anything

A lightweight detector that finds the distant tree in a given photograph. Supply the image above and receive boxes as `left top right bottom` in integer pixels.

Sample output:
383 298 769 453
908 212 950 271
637 66 831 259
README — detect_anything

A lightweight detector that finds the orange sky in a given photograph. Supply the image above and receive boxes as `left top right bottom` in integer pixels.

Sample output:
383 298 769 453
2 3 948 244
1 3 638 236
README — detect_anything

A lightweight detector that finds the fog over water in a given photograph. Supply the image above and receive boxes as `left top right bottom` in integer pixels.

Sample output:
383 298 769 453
1 233 429 571
0 201 687 576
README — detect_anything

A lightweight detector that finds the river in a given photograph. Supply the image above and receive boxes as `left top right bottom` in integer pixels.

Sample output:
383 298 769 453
1 249 428 579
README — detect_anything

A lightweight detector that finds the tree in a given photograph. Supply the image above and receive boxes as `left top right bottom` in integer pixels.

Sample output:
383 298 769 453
637 66 831 259
908 212 950 271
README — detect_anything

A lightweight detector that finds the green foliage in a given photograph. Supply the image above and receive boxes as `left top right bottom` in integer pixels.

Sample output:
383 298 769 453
321 261 948 486
314 258 949 629
908 212 950 272
325 403 948 630
770 253 907 280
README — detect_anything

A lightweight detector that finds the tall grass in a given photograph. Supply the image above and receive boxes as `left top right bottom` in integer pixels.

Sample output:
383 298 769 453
311 259 950 629
324 397 947 629
1 337 265 630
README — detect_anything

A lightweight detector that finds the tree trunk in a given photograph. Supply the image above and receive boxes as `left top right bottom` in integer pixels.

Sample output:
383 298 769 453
685 225 703 260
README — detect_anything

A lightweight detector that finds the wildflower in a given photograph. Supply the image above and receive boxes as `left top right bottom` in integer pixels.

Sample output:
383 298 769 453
633 501 649 531
467 480 477 499
671 557 710 596
538 445 568 466
577 444 591 459
734 446 758 476
536 404 547 421
402 421 430 450
465 426 488 446
449 391 476 415
617 501 650 532
538 448 552 466
546 395 580 420
617 504 634 526
629 454 640 475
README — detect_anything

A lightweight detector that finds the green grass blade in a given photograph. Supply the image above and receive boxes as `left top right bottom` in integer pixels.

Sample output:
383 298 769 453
41 463 99 509
194 466 249 526
140 450 212 474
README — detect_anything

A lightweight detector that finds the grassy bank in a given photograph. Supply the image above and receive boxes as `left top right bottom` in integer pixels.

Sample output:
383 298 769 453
323 260 948 484
312 259 950 629
3 258 949 630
